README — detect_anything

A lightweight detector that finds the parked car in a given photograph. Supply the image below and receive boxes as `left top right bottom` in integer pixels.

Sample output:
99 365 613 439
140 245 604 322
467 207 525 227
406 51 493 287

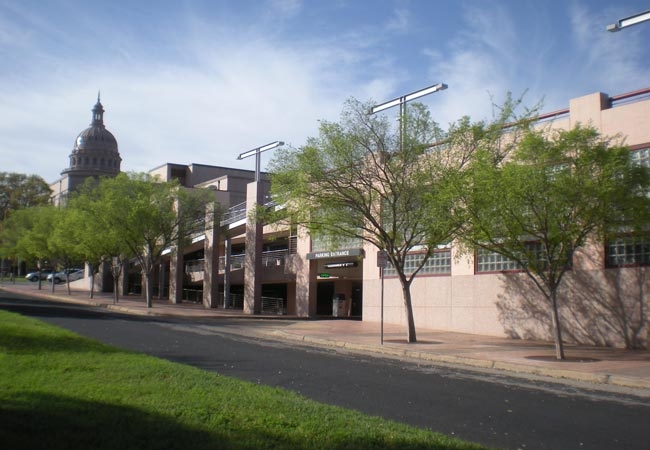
47 268 84 284
25 269 54 282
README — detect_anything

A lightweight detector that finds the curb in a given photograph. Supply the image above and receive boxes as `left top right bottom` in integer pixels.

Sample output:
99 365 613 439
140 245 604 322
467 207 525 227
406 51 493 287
269 330 650 393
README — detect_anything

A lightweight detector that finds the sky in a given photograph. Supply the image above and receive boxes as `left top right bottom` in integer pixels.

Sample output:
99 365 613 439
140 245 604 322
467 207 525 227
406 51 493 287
1 0 649 183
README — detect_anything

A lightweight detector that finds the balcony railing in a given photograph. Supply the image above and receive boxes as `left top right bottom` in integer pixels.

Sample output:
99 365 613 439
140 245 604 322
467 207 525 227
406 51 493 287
186 249 289 275
221 201 247 225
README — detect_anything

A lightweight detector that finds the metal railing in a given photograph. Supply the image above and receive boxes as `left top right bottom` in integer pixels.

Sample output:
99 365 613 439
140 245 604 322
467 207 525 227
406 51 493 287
221 201 247 225
217 249 288 272
262 249 288 267
185 259 204 273
182 288 203 303
261 296 286 315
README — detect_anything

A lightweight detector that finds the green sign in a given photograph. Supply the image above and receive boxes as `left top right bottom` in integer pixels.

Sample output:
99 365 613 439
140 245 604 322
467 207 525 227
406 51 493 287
319 273 330 278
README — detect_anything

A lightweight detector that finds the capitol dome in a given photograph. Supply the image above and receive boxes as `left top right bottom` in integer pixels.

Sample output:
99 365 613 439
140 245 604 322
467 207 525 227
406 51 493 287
62 94 121 177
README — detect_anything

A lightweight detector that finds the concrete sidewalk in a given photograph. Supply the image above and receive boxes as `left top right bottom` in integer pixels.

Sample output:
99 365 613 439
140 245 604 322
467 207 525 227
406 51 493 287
2 281 650 395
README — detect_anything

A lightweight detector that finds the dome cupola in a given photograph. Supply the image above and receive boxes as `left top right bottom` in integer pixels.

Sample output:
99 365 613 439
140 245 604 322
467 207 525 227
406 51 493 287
62 93 121 177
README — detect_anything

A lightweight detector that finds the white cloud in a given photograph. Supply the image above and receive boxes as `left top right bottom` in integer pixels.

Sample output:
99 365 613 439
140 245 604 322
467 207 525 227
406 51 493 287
1 1 648 183
0 9 378 182
267 0 303 18
569 3 650 93
386 7 410 33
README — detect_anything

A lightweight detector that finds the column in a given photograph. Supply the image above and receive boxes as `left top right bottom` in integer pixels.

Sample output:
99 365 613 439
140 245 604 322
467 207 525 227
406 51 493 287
203 202 220 308
244 181 263 314
169 249 183 304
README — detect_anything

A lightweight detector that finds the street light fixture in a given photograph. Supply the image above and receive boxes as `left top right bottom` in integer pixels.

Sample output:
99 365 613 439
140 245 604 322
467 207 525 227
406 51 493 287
370 82 448 114
237 140 284 315
369 82 447 345
237 140 284 182
607 9 650 32
370 82 447 151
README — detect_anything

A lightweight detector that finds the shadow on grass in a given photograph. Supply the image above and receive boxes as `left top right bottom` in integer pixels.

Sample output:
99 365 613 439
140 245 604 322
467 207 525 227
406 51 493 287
0 329 121 355
0 392 221 450
0 392 465 450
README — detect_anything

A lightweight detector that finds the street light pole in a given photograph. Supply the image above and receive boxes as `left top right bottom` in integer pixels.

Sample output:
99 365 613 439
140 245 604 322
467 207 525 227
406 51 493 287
370 82 447 150
237 140 284 314
607 9 650 32
369 82 447 344
237 141 285 182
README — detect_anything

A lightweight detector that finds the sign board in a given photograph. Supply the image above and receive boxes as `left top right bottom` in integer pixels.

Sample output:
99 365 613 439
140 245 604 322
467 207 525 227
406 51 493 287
324 261 358 269
318 273 330 278
306 248 364 260
377 250 388 268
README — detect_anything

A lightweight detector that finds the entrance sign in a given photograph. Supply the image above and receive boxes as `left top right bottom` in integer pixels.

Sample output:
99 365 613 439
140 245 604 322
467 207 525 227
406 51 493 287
306 248 364 260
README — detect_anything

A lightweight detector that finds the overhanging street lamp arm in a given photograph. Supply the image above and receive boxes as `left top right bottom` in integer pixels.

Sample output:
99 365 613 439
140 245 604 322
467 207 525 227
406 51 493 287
607 9 650 32
237 140 284 182
369 83 448 115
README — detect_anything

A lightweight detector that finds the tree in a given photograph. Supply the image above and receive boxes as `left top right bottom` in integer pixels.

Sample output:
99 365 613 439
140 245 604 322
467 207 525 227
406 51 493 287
46 206 85 295
269 98 460 343
456 124 650 359
76 173 213 307
67 178 133 302
0 172 51 221
0 205 59 290
0 172 52 275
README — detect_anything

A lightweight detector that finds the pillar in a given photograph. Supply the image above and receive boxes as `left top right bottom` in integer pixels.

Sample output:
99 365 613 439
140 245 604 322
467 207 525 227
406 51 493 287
169 249 183 304
244 181 263 314
295 224 317 317
224 236 232 308
203 203 220 308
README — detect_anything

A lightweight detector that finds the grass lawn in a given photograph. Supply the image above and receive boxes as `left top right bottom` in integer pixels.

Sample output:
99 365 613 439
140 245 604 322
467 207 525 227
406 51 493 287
0 310 495 450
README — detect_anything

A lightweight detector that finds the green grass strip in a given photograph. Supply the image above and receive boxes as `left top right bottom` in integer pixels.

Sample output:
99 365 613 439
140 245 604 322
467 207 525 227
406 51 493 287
0 310 494 450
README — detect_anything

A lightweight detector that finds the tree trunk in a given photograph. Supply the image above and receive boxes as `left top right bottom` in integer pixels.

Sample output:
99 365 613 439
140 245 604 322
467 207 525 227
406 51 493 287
145 273 153 308
401 283 417 343
550 290 565 360
113 276 120 304
89 272 95 299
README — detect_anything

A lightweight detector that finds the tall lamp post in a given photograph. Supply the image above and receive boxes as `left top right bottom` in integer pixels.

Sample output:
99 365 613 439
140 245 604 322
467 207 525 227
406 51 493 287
607 9 650 32
369 82 447 344
237 141 285 181
370 82 447 150
237 140 284 314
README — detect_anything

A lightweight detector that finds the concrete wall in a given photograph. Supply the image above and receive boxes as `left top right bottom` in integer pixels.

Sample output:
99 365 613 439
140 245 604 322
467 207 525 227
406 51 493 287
361 89 650 347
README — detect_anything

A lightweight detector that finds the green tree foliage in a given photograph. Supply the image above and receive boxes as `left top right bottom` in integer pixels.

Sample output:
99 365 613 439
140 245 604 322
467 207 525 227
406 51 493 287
456 124 650 359
0 172 51 221
0 172 52 275
72 173 213 307
68 178 133 302
269 98 460 343
46 206 85 294
1 205 59 289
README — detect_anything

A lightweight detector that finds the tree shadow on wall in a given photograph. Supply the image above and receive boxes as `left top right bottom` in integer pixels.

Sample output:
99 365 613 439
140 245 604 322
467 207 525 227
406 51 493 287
496 266 649 349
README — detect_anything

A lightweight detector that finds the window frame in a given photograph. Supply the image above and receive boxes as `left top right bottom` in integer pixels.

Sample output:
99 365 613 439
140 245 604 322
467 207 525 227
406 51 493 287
383 248 452 278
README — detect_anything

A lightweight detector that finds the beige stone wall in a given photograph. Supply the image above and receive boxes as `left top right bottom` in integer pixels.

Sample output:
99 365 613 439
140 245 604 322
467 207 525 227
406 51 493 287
360 89 650 347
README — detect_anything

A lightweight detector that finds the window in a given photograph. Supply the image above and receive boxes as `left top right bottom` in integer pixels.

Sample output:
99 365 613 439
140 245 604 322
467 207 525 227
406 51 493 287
605 147 650 267
384 249 451 276
475 242 552 273
606 235 650 267
476 248 521 273
312 234 363 252
630 147 650 168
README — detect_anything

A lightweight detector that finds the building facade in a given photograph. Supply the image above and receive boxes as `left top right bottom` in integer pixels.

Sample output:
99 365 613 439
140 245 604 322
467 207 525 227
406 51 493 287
138 88 650 348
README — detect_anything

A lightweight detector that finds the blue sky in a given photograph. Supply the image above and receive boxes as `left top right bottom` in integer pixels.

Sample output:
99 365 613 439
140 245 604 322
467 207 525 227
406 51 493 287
1 0 649 182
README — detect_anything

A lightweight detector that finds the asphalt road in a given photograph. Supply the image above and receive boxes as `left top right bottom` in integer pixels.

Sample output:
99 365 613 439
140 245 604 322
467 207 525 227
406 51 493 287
2 293 649 450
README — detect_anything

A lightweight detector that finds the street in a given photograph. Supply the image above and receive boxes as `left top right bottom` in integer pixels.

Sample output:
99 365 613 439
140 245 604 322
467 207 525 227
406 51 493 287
2 293 649 450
